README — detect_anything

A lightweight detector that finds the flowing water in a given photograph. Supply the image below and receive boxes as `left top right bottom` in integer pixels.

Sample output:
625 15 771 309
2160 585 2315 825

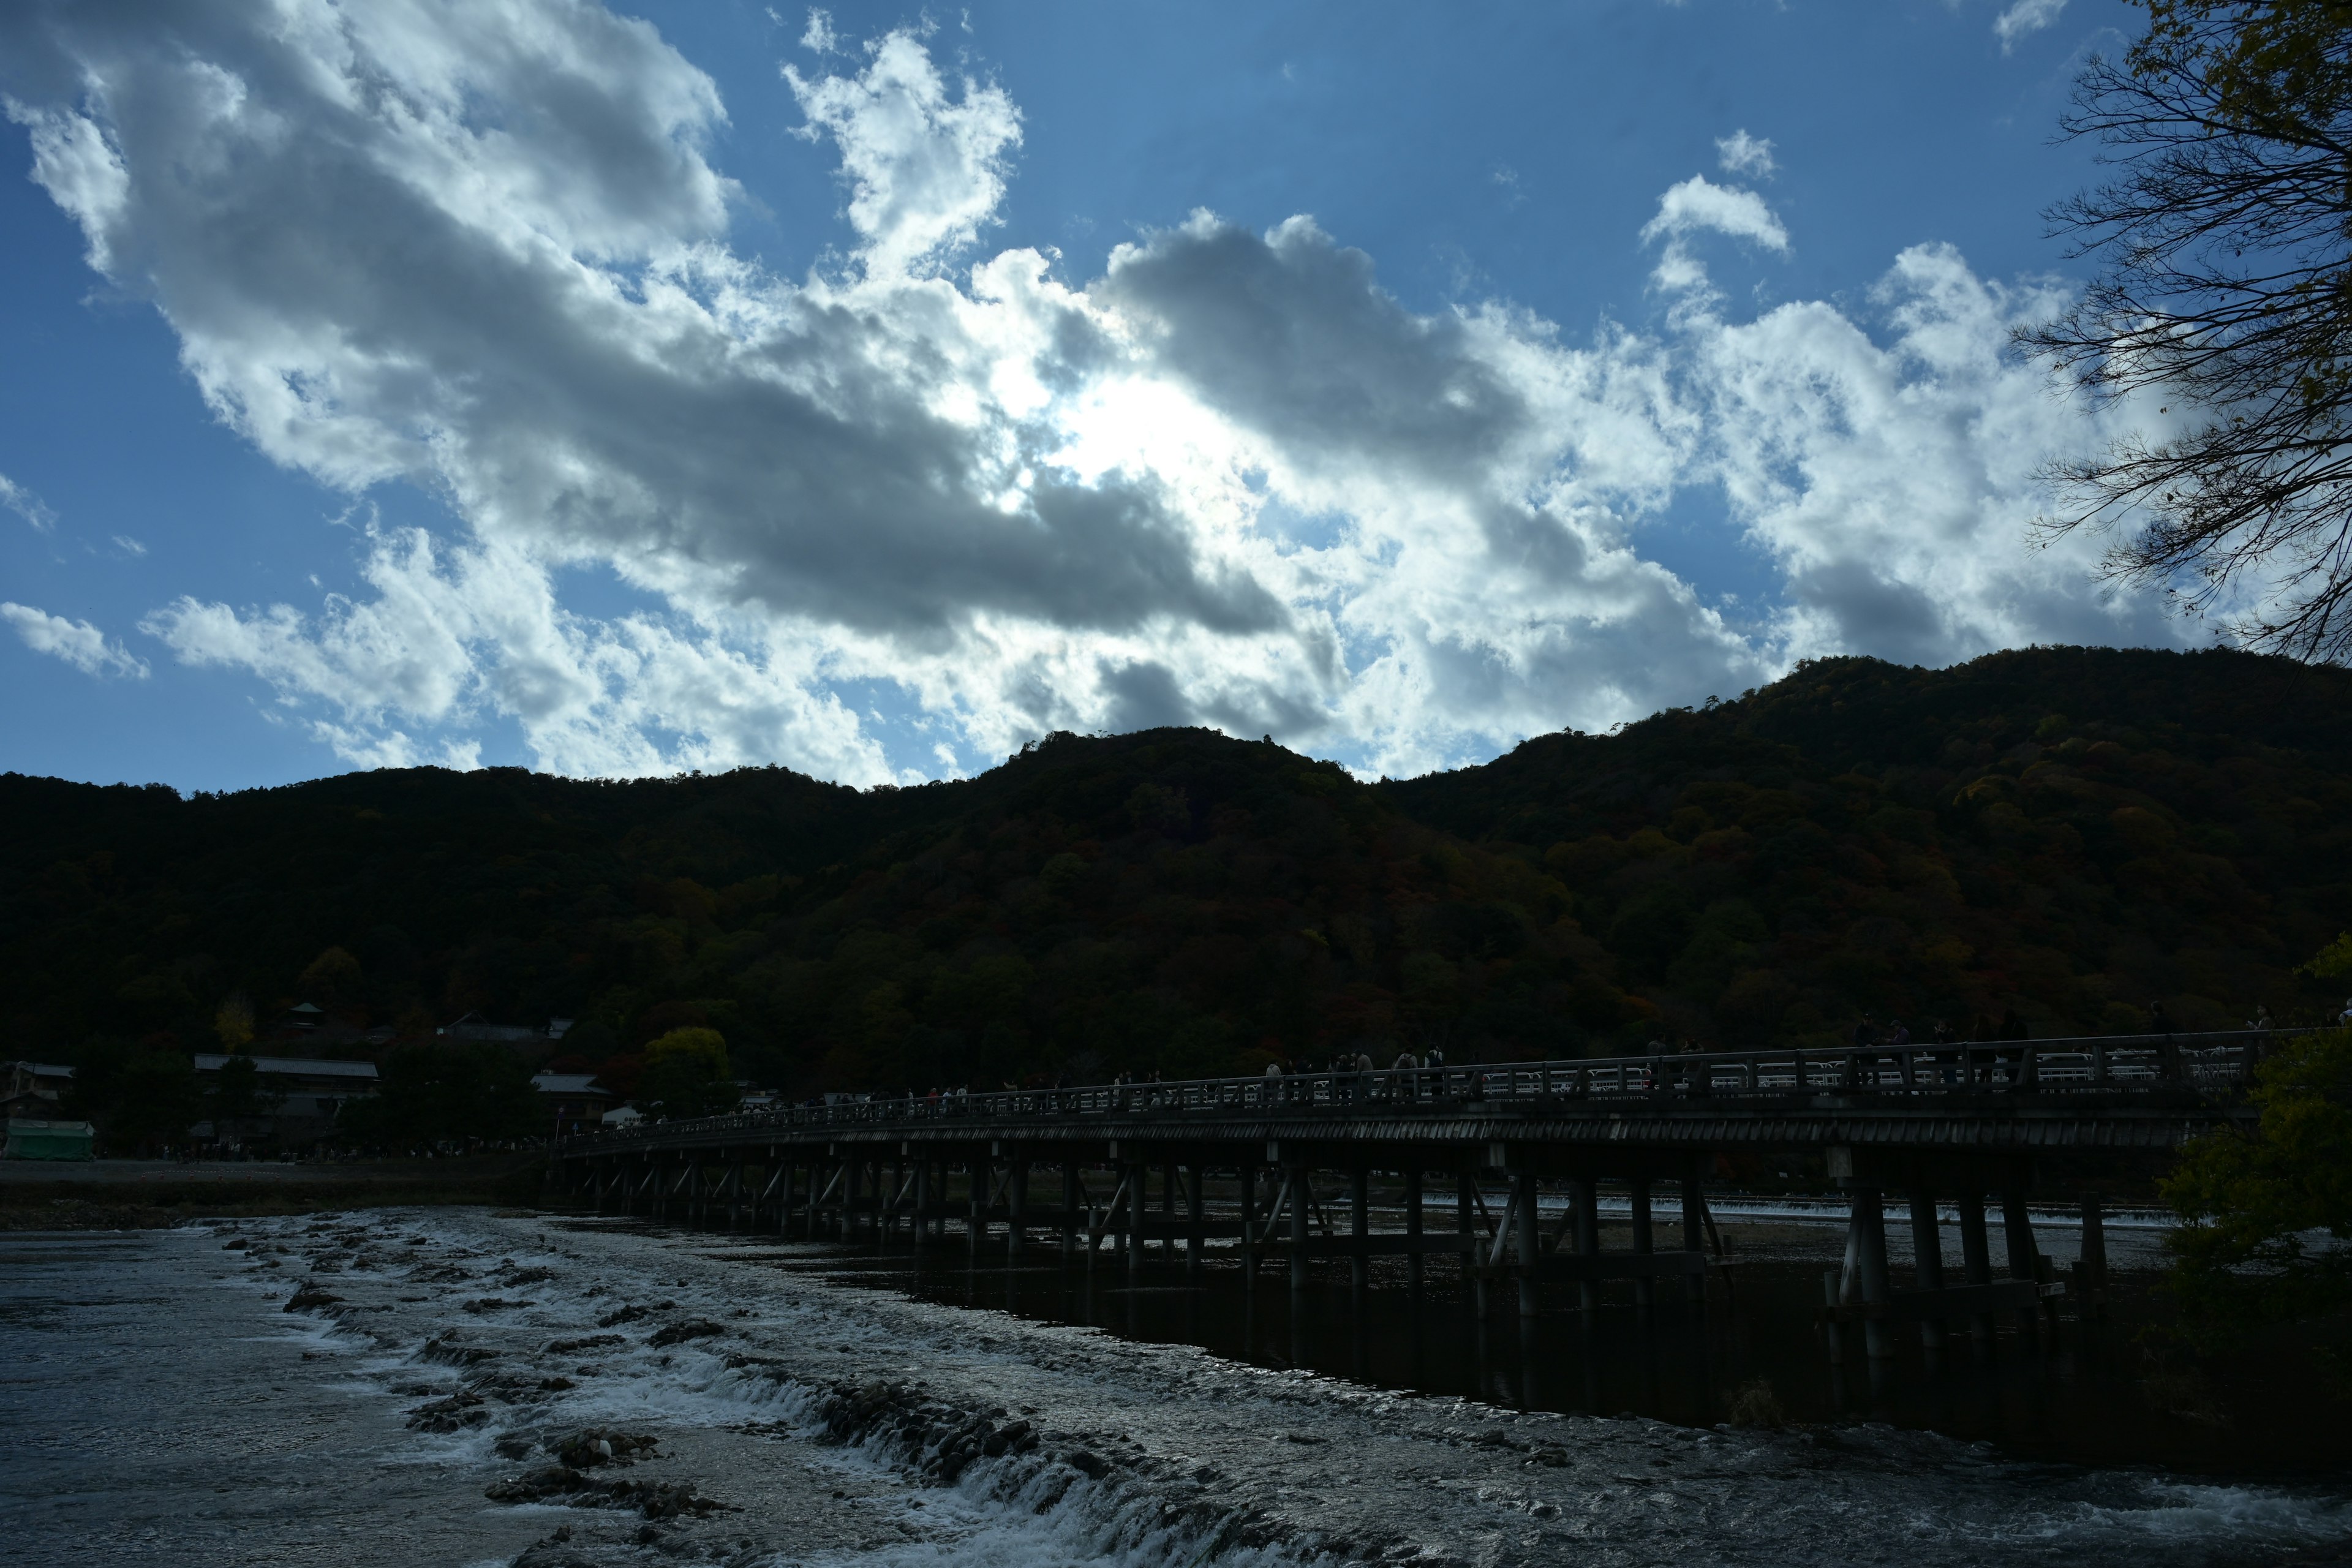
2 1207 2348 1567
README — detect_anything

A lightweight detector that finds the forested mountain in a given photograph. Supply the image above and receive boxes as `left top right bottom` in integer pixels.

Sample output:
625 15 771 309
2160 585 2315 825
5 645 2348 1101
1389 646 2352 1050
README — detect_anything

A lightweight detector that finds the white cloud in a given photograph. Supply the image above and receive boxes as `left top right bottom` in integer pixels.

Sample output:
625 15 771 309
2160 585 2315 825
1682 244 2172 665
785 29 1020 279
2 601 148 678
0 5 2187 782
1994 0 2068 51
1642 175 1789 253
141 528 894 780
801 8 840 55
111 535 147 557
1714 130 1775 178
1640 175 1789 296
0 472 55 531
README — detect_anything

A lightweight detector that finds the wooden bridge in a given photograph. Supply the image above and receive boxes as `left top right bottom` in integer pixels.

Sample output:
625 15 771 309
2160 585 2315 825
552 1030 2286 1363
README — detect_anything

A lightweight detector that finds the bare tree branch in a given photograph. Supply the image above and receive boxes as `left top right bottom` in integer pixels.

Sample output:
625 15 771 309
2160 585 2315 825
2024 1 2352 660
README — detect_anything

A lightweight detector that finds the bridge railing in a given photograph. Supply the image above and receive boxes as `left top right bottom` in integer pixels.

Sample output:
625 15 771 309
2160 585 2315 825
560 1028 2309 1152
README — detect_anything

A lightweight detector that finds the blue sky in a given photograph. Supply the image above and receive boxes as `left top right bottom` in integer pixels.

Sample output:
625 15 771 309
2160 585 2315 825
0 0 2175 792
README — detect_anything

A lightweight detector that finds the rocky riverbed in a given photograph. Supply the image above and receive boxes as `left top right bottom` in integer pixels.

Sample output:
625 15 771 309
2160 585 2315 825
5 1212 2350 1567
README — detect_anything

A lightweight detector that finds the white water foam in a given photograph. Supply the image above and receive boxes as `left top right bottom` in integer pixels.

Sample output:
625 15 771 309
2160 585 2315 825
34 1208 2345 1568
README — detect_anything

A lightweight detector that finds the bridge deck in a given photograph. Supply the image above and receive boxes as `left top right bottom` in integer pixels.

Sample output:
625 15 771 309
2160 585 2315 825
559 1030 2285 1163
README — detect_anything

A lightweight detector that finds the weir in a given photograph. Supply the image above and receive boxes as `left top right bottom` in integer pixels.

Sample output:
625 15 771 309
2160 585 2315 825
556 1030 2280 1359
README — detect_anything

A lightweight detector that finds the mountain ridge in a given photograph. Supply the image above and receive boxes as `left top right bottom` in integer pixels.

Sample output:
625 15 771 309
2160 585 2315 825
6 644 2347 1095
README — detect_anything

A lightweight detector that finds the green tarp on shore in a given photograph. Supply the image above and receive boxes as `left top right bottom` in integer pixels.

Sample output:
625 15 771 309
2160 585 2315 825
6 1119 95 1160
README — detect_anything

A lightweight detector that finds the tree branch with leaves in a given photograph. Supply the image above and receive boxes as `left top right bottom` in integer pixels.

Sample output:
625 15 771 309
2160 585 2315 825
2027 1 2352 658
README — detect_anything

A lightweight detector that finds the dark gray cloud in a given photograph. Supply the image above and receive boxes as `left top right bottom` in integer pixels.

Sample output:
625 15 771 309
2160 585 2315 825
1099 215 1531 484
2 1 1274 646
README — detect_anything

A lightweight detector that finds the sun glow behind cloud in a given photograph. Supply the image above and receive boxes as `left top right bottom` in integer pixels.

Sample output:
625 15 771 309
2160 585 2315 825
0 1 2184 783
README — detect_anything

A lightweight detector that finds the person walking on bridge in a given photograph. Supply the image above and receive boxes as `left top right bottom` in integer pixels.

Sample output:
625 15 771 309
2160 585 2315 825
1392 1049 1418 1102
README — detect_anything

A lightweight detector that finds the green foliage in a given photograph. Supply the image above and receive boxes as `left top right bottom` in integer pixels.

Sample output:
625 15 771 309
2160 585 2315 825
2304 932 2352 982
638 1027 739 1120
646 1026 729 1077
2134 1 2352 138
338 1043 540 1150
2162 1028 2352 1341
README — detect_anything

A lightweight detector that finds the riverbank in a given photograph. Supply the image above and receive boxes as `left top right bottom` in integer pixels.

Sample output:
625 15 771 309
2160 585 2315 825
0 1153 548 1229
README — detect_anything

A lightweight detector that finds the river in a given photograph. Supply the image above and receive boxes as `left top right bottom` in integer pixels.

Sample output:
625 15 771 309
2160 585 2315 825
2 1207 2346 1567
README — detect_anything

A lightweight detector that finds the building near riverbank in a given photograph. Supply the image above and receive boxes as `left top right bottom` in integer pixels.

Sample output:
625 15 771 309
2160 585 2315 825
190 1055 379 1147
530 1071 613 1139
1 1060 75 1122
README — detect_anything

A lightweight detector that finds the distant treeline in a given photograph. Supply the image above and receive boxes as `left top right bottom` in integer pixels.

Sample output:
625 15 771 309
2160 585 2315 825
6 646 2348 1109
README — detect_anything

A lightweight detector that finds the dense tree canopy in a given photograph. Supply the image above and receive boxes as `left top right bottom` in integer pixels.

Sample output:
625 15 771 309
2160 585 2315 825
336 1042 543 1151
2163 1025 2352 1341
4 647 2348 1101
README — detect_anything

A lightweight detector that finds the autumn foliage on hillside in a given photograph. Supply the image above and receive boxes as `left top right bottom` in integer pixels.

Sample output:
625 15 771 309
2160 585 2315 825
722 734 1637 1091
1391 646 2352 1046
3 645 2348 1102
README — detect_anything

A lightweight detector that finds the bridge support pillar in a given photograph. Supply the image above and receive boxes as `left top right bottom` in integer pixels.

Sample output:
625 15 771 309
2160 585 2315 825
1240 1163 1259 1291
1629 1176 1655 1311
1288 1158 1311 1307
1128 1159 1148 1274
1957 1187 1993 1344
1008 1154 1028 1264
1162 1161 1178 1263
1185 1163 1204 1280
1681 1159 1708 1308
2002 1188 2041 1340
1458 1164 1485 1319
2079 1194 2108 1319
1571 1176 1599 1313
1909 1182 1947 1352
1404 1163 1424 1295
1350 1162 1371 1300
1060 1161 1079 1262
1854 1183 1895 1362
777 1159 796 1239
1513 1166 1540 1322
970 1156 989 1260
